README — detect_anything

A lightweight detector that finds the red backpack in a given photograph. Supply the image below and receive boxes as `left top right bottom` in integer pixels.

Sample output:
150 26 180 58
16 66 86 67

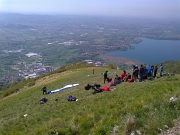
101 86 109 91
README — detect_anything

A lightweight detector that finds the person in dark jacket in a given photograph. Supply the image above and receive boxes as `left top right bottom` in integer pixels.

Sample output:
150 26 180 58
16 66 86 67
114 74 121 84
103 71 108 84
41 85 47 94
154 65 158 77
151 65 154 75
133 65 139 81
139 65 144 82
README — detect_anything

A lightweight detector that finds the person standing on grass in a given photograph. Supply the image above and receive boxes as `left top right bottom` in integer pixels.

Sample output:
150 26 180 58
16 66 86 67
41 85 47 94
160 64 163 77
151 65 154 76
139 64 144 82
132 65 136 79
154 65 158 78
103 71 108 84
92 69 94 74
147 65 152 77
134 65 139 80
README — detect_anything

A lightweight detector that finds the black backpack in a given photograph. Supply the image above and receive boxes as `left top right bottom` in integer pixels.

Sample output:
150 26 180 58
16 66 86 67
84 84 92 90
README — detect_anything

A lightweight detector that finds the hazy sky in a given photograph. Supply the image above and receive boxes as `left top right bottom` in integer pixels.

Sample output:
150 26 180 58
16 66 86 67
0 0 180 18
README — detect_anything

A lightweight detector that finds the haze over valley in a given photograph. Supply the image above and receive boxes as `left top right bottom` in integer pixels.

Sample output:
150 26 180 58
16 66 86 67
0 0 180 82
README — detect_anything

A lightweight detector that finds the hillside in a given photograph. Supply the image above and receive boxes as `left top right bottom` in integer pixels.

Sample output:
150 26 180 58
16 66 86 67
161 61 180 74
0 62 180 135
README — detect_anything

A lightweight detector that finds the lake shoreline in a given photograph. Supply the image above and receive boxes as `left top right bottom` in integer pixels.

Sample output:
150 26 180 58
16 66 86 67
99 54 141 66
104 38 180 65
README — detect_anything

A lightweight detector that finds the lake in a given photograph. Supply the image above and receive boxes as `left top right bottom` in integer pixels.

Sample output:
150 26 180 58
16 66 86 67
105 38 180 65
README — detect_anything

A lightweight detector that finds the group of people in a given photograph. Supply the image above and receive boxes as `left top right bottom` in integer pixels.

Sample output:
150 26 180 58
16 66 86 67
103 64 164 84
134 64 163 82
104 70 134 87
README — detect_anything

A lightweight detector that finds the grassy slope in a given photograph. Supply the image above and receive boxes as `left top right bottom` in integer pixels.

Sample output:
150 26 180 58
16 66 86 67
162 61 180 74
0 66 180 135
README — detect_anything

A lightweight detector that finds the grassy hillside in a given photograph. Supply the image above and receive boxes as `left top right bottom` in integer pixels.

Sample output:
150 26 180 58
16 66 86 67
0 62 180 135
161 61 180 74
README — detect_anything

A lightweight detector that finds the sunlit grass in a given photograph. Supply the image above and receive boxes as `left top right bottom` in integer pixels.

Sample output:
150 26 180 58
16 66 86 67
0 63 180 135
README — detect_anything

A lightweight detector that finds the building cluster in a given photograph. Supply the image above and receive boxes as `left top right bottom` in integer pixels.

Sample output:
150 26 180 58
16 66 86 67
18 62 54 79
1 63 54 83
84 60 105 67
48 40 88 46
0 51 55 83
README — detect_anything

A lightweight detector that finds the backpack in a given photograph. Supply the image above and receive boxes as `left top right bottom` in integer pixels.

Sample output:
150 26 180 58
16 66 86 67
101 86 109 91
94 84 101 88
84 84 92 90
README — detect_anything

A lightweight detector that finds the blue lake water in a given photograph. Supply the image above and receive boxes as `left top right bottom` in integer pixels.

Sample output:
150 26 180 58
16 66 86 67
105 38 180 65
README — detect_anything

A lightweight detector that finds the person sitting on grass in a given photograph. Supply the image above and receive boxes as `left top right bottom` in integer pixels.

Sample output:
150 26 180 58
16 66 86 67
120 70 126 81
108 80 116 87
123 73 131 82
106 77 112 83
114 74 121 85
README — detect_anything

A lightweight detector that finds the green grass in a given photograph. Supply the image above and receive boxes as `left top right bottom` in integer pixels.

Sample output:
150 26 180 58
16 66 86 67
0 64 180 135
160 60 180 74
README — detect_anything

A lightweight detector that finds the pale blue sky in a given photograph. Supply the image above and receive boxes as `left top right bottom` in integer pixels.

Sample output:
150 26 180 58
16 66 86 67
0 0 180 18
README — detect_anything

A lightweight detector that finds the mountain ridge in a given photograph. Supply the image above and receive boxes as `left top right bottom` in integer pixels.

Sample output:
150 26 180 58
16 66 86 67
0 61 180 134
